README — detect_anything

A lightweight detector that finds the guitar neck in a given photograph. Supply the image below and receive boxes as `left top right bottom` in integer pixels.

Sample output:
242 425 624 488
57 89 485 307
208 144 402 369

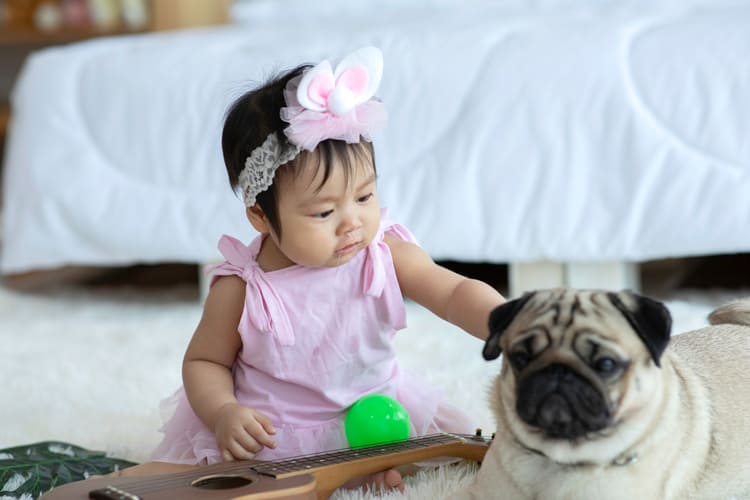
251 432 490 498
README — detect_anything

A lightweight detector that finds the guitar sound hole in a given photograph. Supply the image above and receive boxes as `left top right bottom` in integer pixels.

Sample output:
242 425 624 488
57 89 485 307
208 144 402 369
192 474 254 490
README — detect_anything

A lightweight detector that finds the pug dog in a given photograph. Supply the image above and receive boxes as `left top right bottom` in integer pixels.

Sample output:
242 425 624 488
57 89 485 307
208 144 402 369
450 289 750 500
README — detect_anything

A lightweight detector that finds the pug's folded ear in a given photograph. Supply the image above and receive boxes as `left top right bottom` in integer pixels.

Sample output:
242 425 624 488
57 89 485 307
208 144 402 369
483 292 534 360
608 290 672 367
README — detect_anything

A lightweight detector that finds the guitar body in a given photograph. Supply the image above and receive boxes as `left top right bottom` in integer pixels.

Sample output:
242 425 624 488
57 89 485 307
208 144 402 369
41 433 491 500
43 464 317 500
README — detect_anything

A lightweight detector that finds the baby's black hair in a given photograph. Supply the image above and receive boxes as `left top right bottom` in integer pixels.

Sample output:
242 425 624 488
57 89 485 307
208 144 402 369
221 65 376 238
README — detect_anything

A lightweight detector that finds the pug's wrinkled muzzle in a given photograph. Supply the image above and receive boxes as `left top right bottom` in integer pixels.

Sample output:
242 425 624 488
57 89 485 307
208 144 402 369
516 364 611 439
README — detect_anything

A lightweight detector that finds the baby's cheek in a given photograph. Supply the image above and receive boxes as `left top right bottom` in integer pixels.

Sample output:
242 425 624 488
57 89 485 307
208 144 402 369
293 236 331 266
365 218 381 244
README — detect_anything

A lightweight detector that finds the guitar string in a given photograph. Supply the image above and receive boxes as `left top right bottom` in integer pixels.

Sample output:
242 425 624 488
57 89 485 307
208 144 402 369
101 433 483 495
254 434 453 474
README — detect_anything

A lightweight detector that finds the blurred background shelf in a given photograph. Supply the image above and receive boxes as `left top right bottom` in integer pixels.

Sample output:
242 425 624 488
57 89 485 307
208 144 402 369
0 24 147 44
0 0 231 41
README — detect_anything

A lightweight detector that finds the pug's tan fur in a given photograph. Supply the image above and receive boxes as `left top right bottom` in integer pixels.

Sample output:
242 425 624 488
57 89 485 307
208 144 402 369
451 289 750 500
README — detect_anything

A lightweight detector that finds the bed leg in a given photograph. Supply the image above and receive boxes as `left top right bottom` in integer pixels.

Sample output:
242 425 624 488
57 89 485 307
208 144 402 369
509 261 566 298
564 261 640 292
508 261 640 297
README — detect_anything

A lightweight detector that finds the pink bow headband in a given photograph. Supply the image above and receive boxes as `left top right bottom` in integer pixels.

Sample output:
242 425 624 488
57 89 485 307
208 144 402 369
240 47 387 207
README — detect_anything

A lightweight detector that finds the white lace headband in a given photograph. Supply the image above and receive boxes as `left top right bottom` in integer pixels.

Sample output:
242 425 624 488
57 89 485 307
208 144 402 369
239 133 301 207
238 46 387 207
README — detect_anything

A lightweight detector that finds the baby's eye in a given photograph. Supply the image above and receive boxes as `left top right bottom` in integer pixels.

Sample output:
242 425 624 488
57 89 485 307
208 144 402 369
357 193 373 203
314 210 334 219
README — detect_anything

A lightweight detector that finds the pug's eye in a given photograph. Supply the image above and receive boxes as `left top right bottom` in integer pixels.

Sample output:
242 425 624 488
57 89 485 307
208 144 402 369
594 357 618 375
509 351 531 370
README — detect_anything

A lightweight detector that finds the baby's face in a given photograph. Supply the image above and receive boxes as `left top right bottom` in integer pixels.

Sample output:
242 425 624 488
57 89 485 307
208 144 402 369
265 155 381 268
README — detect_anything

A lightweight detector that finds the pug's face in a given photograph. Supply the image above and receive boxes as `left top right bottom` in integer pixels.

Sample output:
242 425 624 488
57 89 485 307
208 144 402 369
483 289 673 464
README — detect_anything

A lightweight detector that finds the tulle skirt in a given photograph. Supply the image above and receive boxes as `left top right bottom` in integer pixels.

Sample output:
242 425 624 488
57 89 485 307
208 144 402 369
150 373 475 465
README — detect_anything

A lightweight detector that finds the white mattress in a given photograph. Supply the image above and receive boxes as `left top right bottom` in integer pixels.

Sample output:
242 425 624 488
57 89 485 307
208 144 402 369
2 1 750 273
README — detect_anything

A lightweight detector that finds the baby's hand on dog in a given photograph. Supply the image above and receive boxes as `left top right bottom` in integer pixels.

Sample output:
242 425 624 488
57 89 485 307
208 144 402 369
214 402 277 461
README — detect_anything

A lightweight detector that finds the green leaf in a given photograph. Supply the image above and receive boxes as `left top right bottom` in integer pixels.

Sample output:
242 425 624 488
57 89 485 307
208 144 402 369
0 441 137 499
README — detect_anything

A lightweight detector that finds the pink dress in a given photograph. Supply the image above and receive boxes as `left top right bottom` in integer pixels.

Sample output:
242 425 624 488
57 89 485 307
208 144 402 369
151 215 474 464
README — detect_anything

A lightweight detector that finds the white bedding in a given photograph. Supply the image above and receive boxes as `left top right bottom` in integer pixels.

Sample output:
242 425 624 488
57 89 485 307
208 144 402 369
2 1 750 273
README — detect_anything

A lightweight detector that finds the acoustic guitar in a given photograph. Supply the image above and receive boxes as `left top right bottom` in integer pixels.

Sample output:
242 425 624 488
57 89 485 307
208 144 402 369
41 432 491 500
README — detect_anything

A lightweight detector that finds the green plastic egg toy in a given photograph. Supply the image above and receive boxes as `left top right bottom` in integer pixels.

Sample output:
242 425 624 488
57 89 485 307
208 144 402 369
344 394 411 448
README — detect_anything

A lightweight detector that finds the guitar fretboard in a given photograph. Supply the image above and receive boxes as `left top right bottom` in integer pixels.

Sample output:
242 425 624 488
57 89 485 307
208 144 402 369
253 433 471 477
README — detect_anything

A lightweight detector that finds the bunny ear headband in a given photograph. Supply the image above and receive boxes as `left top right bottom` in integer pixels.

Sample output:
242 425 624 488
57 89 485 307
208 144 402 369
239 46 387 207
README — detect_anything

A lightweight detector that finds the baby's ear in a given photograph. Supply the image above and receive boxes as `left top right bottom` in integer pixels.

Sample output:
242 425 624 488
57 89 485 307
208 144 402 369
246 206 270 234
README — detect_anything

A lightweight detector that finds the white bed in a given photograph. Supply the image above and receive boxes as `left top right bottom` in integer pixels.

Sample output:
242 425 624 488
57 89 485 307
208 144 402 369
3 0 750 295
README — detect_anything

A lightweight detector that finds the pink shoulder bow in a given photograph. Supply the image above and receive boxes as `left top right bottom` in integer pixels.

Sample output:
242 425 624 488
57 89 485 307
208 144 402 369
213 236 295 346
361 211 419 332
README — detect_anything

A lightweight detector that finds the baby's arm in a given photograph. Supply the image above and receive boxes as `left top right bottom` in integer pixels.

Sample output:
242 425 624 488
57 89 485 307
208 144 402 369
182 275 276 461
386 235 505 340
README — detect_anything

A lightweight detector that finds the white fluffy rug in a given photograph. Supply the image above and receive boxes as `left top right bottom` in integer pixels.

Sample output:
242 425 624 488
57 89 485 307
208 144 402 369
0 283 743 499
